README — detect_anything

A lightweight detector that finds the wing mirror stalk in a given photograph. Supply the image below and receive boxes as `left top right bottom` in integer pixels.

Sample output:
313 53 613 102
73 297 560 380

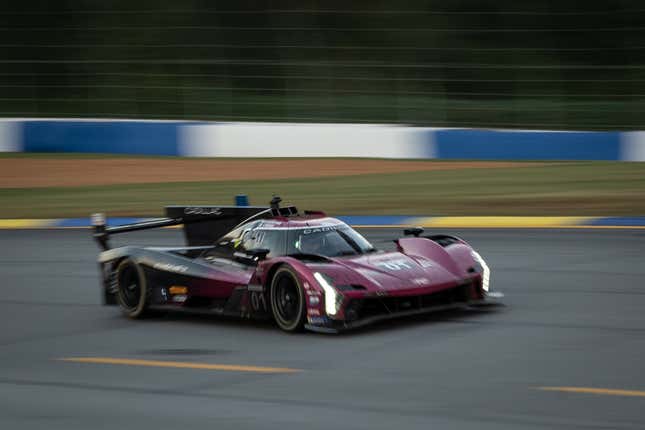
234 248 271 264
403 227 424 237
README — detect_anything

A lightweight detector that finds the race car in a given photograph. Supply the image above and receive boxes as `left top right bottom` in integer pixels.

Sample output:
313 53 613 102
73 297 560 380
92 197 500 333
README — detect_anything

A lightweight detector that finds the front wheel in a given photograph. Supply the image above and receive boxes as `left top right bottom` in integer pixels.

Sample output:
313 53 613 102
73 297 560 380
115 259 149 318
270 266 306 332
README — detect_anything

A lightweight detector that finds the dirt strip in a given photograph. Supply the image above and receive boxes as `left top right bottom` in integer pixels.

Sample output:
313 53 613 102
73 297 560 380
0 158 545 188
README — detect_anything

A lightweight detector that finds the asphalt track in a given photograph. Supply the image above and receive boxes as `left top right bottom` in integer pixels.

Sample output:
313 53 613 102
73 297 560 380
2 227 645 429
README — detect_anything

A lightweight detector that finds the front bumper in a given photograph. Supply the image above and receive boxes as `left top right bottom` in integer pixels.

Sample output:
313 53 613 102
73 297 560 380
305 289 504 333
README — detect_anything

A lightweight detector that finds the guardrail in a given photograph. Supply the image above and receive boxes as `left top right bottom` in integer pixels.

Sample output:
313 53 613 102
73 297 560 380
1 119 643 161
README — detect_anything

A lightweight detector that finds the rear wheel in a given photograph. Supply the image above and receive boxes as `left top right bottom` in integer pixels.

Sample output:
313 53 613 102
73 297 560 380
270 266 306 332
115 259 149 318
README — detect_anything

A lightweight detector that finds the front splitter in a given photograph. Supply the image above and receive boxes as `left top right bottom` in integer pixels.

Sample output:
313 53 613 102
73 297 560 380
304 294 505 334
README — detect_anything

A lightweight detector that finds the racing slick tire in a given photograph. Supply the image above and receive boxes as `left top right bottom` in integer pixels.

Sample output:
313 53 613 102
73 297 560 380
115 258 150 318
270 266 306 332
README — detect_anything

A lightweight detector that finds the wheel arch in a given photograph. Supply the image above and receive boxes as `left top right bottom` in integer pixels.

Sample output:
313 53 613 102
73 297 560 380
101 255 130 305
264 262 286 295
263 258 314 294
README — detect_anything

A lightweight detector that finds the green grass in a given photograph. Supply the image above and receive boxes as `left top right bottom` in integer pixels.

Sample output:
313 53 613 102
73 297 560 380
1 162 645 218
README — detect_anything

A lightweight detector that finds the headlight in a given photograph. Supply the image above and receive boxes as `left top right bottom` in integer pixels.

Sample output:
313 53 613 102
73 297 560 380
314 272 342 316
471 251 490 292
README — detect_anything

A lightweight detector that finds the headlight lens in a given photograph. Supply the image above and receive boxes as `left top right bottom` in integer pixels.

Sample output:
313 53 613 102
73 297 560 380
314 272 341 316
471 251 490 292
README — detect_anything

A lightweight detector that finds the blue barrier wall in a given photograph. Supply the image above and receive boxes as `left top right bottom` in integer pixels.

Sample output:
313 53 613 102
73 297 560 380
0 119 643 161
434 129 622 160
22 120 185 156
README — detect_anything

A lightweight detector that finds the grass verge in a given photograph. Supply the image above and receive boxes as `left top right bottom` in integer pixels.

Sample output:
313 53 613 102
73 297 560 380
1 161 644 218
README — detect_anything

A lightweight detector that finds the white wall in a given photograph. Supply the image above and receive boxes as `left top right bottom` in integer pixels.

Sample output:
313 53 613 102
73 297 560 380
0 120 20 152
621 132 645 161
180 122 433 159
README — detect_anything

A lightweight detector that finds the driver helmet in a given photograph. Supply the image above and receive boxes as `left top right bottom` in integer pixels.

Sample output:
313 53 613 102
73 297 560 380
298 233 326 254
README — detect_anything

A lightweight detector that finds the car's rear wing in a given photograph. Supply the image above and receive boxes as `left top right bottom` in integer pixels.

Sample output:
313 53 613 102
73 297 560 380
92 205 272 250
92 195 302 250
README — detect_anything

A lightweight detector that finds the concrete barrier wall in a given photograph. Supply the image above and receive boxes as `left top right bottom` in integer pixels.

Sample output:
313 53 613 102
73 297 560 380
0 120 19 152
621 132 645 162
434 129 622 161
0 119 643 161
20 119 189 156
180 123 433 158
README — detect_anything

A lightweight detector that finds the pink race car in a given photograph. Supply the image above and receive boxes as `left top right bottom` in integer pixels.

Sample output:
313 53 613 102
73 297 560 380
93 197 500 333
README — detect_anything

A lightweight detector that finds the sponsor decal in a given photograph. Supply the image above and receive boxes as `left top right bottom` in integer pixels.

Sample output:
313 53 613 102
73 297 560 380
376 259 413 271
307 308 321 316
369 291 388 297
251 223 344 231
308 296 320 306
172 294 188 303
302 225 341 235
307 316 329 325
419 259 434 268
411 278 429 286
250 291 267 312
253 231 266 245
153 263 188 273
169 285 188 295
184 207 222 216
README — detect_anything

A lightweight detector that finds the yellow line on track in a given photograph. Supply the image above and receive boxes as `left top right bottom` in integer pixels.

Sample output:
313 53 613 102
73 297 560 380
58 357 301 373
0 219 55 228
416 216 596 228
560 225 645 230
537 386 645 397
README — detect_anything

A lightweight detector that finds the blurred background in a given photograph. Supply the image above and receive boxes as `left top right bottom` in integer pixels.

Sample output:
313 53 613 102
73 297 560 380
3 5 645 430
1 0 644 130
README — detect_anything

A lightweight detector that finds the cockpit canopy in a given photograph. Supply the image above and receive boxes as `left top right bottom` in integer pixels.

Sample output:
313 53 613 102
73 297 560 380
290 224 374 257
211 218 375 259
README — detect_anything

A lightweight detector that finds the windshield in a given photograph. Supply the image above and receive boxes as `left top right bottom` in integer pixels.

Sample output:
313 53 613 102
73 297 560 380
287 224 375 257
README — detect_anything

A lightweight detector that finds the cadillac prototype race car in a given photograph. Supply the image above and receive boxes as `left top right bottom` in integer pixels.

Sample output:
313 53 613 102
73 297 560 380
92 197 501 333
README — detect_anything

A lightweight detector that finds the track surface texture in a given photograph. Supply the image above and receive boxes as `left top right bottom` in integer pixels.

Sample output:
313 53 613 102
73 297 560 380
2 228 645 429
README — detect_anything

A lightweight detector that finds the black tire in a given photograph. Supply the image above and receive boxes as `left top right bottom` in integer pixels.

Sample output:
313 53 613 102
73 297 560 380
115 259 149 318
270 266 306 332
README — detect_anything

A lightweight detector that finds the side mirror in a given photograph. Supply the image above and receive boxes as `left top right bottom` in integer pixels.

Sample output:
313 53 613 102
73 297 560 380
246 248 270 260
234 248 270 263
403 227 424 237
